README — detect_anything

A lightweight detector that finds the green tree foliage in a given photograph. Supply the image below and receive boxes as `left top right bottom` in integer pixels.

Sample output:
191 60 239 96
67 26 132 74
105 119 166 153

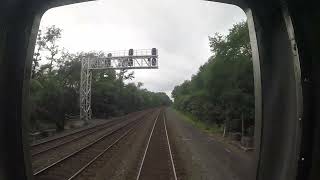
172 21 254 136
29 26 171 132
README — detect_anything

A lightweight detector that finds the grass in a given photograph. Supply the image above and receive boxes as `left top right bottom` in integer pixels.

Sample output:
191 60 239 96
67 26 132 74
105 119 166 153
173 109 223 134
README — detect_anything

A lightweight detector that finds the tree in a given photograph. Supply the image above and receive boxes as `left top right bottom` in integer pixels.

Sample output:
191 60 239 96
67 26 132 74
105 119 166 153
32 30 46 78
172 21 254 136
43 25 62 73
29 31 172 132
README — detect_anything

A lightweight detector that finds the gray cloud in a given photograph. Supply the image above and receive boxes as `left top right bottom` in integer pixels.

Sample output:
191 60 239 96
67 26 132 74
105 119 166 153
41 0 246 98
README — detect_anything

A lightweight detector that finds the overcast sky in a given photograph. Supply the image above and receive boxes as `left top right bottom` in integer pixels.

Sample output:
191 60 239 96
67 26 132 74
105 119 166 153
40 0 246 98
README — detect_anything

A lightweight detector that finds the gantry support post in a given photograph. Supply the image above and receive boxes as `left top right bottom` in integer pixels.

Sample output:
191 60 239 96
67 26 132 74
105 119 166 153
80 57 92 123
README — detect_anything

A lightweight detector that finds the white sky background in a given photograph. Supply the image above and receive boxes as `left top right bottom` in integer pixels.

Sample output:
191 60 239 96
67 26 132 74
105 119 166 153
39 0 246 98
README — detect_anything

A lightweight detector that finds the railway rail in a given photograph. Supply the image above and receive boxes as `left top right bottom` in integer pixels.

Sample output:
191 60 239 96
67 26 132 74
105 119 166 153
33 109 159 180
30 110 148 156
31 110 152 172
136 110 177 180
68 110 161 180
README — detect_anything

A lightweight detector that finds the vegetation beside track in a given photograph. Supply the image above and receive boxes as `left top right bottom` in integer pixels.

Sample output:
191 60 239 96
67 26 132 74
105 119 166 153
172 22 254 137
172 109 223 134
29 26 171 132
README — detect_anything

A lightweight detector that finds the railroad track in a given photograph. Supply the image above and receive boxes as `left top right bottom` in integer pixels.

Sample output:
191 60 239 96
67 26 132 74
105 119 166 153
30 110 146 156
30 110 148 156
136 110 177 180
31 110 152 173
33 109 159 180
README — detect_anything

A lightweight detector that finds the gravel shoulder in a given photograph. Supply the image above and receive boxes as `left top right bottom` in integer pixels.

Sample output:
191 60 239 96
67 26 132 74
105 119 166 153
165 107 255 180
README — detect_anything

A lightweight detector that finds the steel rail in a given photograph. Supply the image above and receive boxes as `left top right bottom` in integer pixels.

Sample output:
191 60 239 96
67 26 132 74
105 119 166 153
31 120 120 156
31 111 148 156
163 112 178 180
135 110 160 180
67 110 160 180
33 110 152 177
30 110 144 147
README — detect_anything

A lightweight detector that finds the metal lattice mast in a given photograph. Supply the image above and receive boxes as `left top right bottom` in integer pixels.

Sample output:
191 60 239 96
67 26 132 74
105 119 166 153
80 48 158 122
80 58 92 124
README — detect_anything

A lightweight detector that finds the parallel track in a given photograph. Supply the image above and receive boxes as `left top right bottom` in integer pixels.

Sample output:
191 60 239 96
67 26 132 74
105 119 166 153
31 111 141 146
68 110 161 180
33 109 157 180
31 110 147 156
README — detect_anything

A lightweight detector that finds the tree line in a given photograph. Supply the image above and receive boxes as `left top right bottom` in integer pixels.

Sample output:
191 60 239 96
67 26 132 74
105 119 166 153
172 22 254 137
29 25 171 132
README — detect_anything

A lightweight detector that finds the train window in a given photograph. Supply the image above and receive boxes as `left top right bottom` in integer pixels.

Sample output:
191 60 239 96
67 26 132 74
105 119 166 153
26 1 256 180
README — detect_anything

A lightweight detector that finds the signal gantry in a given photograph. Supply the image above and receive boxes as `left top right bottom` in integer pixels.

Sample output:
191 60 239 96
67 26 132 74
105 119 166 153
80 48 158 122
